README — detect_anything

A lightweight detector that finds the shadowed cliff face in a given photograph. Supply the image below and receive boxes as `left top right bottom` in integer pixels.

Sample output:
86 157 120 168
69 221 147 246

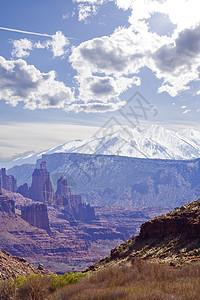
140 208 200 240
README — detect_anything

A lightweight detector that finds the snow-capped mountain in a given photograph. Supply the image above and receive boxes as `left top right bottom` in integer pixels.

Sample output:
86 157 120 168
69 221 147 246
3 125 200 168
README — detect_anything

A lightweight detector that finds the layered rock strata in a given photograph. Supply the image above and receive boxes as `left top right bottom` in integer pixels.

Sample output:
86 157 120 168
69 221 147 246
0 168 17 192
21 203 51 233
56 177 96 222
0 190 15 214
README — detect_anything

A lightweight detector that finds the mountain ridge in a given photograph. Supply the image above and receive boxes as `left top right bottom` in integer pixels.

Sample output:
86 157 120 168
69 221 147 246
7 153 200 208
2 125 200 168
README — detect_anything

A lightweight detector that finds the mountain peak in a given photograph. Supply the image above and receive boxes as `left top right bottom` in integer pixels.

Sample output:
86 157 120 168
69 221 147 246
1 125 200 168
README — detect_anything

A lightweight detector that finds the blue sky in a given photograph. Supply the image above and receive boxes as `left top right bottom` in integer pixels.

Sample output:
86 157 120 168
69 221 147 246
1 0 200 162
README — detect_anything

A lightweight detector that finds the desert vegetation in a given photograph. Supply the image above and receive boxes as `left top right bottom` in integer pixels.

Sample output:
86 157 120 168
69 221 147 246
0 272 87 300
1 259 200 299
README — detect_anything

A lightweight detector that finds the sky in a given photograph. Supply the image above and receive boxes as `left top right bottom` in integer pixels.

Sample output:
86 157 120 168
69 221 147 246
1 0 200 162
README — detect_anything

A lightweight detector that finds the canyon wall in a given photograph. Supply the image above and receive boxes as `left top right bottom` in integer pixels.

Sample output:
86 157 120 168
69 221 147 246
21 203 51 233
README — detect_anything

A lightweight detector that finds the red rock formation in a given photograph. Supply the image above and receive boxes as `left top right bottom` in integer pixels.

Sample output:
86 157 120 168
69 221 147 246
0 190 15 214
55 177 96 222
140 210 200 239
21 203 51 233
56 177 71 197
0 168 17 192
17 183 30 198
29 162 55 204
61 195 96 222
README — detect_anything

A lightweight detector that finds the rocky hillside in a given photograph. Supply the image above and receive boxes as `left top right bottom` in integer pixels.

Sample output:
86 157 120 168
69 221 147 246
0 250 52 280
87 198 200 271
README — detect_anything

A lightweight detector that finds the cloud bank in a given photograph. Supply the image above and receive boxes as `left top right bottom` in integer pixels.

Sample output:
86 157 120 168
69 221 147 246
3 0 200 113
0 56 74 110
71 0 200 98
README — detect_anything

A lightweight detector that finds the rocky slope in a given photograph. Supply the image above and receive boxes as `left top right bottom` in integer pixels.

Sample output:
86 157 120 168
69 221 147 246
87 198 200 271
0 250 52 281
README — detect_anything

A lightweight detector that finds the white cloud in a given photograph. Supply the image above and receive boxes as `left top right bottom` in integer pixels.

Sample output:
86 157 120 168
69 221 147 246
70 26 169 76
69 25 169 102
113 0 200 32
74 0 109 22
76 74 140 102
11 38 33 58
9 0 200 113
12 31 69 58
152 25 200 96
162 0 200 32
0 55 129 113
78 4 97 22
0 56 74 110
71 0 200 99
65 99 125 113
183 109 191 114
44 31 69 57
74 0 200 32
62 12 70 19
73 0 106 4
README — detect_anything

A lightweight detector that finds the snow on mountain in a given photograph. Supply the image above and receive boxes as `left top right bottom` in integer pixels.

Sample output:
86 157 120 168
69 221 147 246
2 125 200 168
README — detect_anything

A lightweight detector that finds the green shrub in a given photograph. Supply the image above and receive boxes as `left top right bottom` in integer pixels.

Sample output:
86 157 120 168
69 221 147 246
51 272 87 291
17 274 53 300
0 271 87 299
